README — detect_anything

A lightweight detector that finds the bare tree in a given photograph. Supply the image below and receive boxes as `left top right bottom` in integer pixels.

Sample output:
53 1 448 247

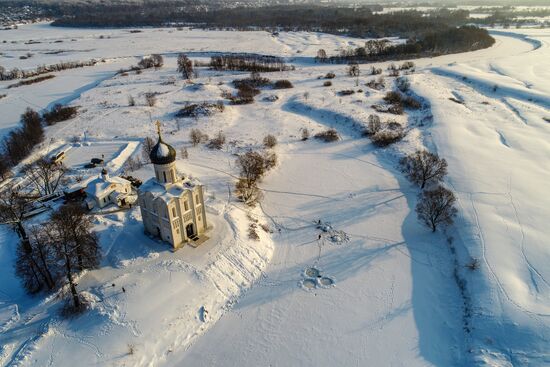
23 157 67 196
141 136 155 162
347 62 360 77
416 185 458 232
0 186 30 241
236 151 266 184
123 156 143 173
49 203 100 309
15 225 56 293
177 53 195 80
235 178 262 206
316 49 327 63
399 150 448 189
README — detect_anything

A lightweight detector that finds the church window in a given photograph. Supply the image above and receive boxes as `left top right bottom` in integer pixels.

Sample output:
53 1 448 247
195 194 199 203
172 207 176 217
184 201 189 211
163 171 167 182
170 170 175 182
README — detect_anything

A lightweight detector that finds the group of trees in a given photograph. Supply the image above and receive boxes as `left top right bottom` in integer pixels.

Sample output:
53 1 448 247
0 108 44 178
210 54 290 73
0 104 79 180
324 26 495 64
137 54 164 69
0 59 100 81
14 203 100 309
399 150 457 232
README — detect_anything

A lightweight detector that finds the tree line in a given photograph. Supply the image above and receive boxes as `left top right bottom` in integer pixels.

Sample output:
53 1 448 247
50 4 468 38
322 26 495 64
209 54 291 72
0 105 78 180
0 59 101 81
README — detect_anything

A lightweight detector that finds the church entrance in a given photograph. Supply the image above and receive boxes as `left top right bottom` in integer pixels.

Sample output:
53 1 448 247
186 223 195 238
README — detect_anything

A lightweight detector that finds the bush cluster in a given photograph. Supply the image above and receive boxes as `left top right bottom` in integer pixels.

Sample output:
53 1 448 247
314 129 339 142
273 79 293 89
42 104 78 125
175 101 224 118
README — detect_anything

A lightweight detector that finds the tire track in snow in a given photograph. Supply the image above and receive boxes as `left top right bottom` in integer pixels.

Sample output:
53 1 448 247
468 193 550 318
507 179 550 293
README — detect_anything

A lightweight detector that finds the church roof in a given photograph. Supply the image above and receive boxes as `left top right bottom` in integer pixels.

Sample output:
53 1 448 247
150 128 176 165
139 177 200 203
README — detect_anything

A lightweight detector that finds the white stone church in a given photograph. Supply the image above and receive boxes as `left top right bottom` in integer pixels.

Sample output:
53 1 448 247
138 124 208 249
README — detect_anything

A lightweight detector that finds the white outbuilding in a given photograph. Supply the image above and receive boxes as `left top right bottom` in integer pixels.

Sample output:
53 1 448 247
85 169 132 209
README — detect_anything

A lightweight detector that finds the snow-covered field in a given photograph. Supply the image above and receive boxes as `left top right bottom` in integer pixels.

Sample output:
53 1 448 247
0 23 549 366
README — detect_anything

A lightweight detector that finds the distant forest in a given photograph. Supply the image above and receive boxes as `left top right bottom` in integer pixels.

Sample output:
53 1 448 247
50 5 471 38
0 2 498 59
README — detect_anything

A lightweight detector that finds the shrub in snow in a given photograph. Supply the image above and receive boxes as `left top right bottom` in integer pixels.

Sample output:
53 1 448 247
42 104 78 125
338 89 355 96
301 128 310 141
466 258 480 271
370 125 405 147
383 91 402 104
403 96 421 109
273 79 293 89
324 72 336 79
400 61 415 70
387 104 404 115
415 185 458 232
138 54 163 69
128 95 135 106
248 223 260 240
189 129 209 146
365 114 381 136
396 76 410 92
207 131 226 150
263 134 277 148
366 76 385 90
347 62 360 77
263 94 279 102
233 72 271 89
314 129 340 142
399 150 448 189
262 150 277 170
180 147 189 159
369 66 383 75
145 92 157 107
323 81 332 87
175 101 224 118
